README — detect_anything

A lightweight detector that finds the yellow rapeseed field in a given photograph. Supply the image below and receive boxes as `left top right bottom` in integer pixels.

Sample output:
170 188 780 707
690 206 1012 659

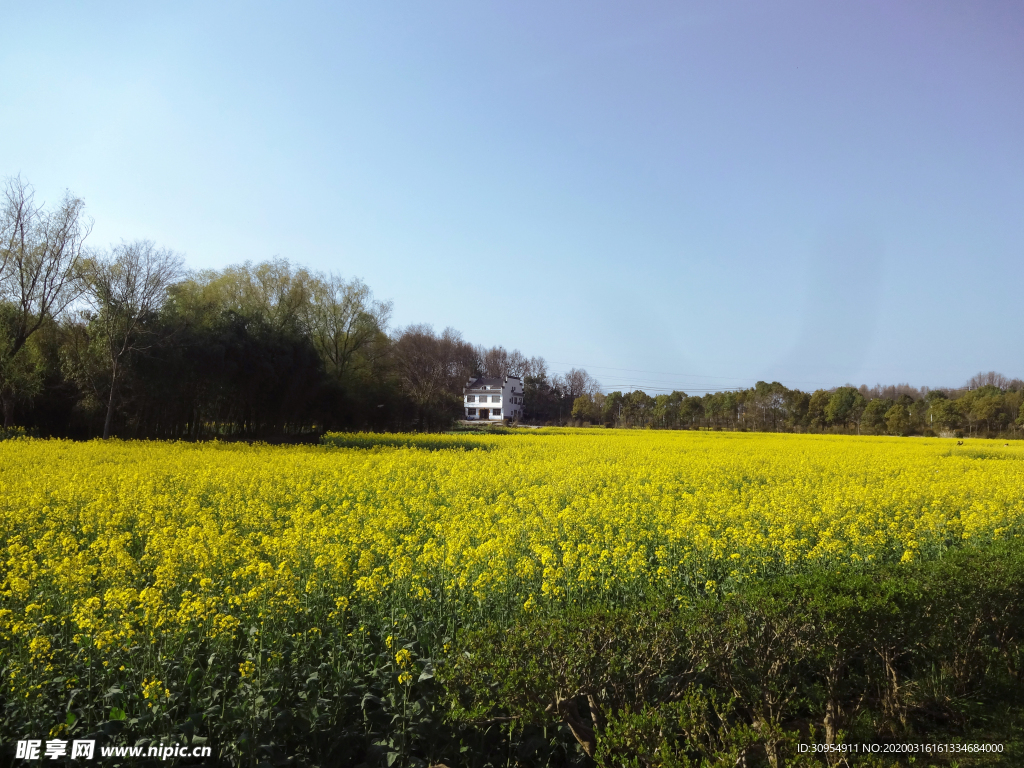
2 429 1021 645
1 429 1022 735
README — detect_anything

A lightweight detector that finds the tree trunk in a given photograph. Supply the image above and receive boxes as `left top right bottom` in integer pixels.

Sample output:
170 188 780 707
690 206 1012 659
103 369 118 439
552 697 597 757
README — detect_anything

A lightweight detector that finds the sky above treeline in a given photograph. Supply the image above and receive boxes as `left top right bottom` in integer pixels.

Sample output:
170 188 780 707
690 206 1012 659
3 1 1022 394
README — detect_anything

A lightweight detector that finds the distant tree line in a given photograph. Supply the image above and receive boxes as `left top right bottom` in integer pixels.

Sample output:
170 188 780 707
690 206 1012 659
571 372 1024 439
3 176 1021 440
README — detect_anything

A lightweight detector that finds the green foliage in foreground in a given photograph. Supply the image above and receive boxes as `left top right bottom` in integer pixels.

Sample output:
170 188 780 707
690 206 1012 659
450 542 1024 766
4 543 1024 767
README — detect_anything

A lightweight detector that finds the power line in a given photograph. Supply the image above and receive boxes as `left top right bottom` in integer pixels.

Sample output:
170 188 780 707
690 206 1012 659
545 360 837 389
546 360 989 393
598 383 744 394
546 361 761 382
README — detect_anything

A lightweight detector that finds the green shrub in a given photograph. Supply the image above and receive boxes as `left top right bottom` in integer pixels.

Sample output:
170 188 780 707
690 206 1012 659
447 541 1024 766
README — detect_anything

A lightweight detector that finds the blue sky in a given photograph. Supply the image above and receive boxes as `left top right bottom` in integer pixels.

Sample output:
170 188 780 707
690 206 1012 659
3 1 1022 393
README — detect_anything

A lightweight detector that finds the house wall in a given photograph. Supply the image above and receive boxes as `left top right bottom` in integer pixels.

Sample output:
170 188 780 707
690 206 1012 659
464 376 524 420
502 378 525 421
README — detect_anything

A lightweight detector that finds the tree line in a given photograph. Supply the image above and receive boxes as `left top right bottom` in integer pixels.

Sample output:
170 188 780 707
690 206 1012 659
3 175 1021 440
0 177 592 438
573 371 1024 439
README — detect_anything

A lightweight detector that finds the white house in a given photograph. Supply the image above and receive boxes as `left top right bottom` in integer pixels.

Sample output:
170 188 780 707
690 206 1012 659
463 375 524 421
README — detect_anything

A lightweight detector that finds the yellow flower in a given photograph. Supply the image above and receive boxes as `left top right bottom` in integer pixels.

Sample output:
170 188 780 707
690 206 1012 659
28 637 52 661
142 677 167 702
2 428 1021 723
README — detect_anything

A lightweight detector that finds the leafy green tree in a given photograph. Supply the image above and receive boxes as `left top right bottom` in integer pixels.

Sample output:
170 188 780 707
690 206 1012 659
968 386 1005 436
0 177 91 425
1005 389 1022 433
750 381 788 431
885 403 911 436
0 304 45 425
784 388 810 429
861 398 892 435
522 357 562 425
702 393 722 428
926 394 959 434
572 394 600 424
622 390 655 427
954 388 1006 438
807 389 831 431
601 390 624 426
824 387 866 432
680 395 704 428
650 391 684 428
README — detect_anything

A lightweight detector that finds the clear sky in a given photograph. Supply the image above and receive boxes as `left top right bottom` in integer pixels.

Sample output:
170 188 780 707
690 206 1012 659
3 1 1022 393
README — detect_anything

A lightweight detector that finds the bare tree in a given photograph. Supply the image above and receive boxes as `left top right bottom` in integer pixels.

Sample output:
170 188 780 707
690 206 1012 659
507 349 528 379
478 345 510 379
81 240 184 438
0 178 33 280
966 371 1010 390
303 274 392 383
0 176 92 424
393 325 476 429
561 367 601 399
522 355 548 382
474 346 539 381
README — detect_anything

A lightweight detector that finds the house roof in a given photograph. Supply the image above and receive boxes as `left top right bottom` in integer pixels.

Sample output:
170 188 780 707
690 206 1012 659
464 375 523 391
467 377 505 387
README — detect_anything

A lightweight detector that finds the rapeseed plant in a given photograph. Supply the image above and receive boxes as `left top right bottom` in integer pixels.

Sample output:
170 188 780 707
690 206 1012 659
0 430 1020 759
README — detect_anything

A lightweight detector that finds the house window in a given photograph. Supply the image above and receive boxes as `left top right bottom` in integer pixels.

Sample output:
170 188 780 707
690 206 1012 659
467 408 476 416
467 395 475 402
493 409 502 417
491 395 499 403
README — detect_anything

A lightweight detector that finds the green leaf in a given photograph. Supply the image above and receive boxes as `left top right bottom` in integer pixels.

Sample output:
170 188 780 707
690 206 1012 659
66 711 78 727
109 706 127 721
